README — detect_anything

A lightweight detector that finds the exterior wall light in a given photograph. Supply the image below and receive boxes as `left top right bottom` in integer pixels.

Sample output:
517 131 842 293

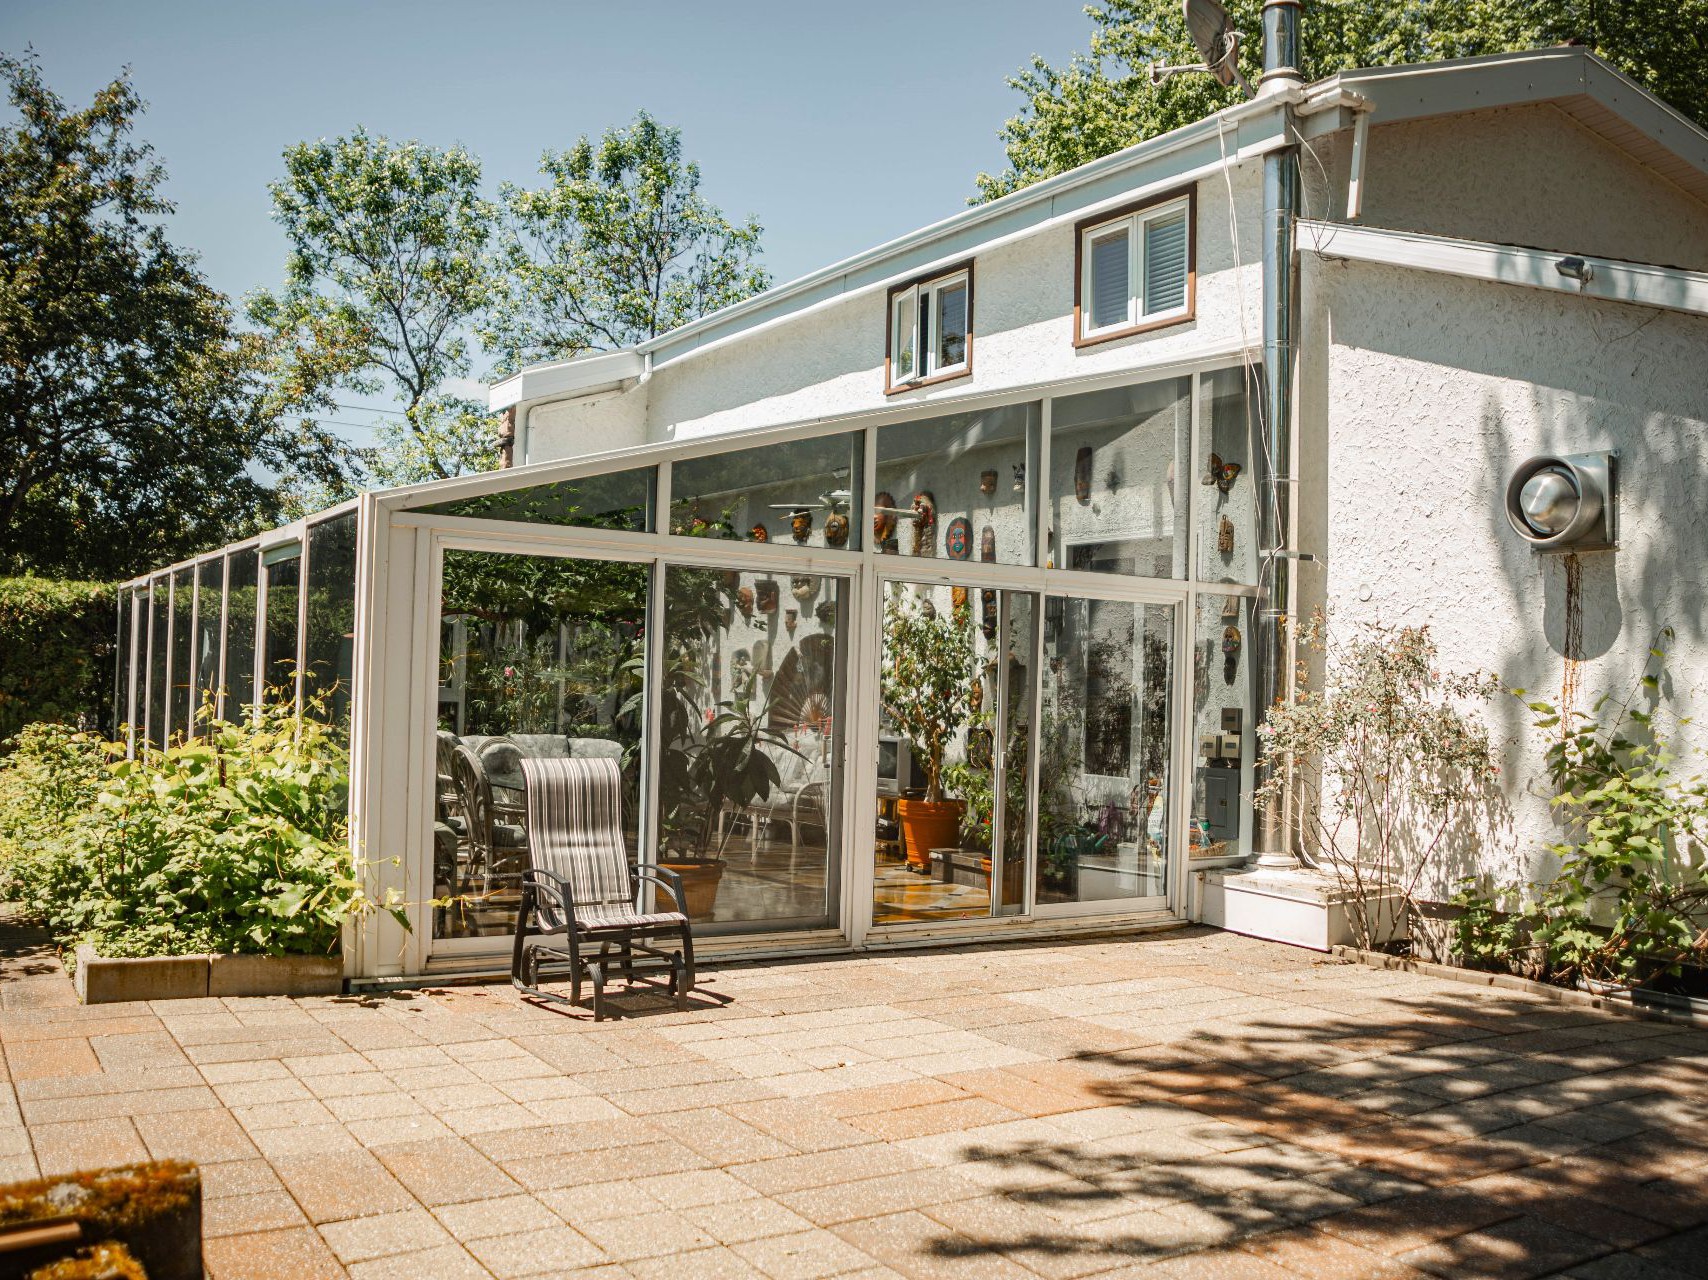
1555 256 1594 285
1504 452 1617 552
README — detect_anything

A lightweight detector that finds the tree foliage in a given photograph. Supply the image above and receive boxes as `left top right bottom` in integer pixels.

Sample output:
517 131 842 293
0 53 344 577
249 129 498 481
0 577 116 743
975 0 1708 201
485 113 771 374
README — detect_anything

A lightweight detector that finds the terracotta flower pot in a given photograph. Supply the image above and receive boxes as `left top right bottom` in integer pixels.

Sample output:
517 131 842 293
896 798 964 872
658 861 725 920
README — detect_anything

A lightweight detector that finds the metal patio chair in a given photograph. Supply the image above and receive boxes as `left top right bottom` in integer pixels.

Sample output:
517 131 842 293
509 755 695 1020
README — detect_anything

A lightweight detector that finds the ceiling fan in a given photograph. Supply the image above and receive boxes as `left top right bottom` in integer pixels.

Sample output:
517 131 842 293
767 489 853 515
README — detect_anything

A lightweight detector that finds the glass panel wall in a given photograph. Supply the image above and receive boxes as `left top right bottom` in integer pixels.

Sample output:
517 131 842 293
194 560 222 725
655 565 847 930
875 404 1036 566
1035 596 1175 906
1197 365 1260 585
670 434 861 551
421 467 654 532
224 551 259 717
1190 592 1254 861
873 580 1033 925
304 515 359 730
1050 377 1190 577
146 580 168 748
435 549 649 940
261 550 301 703
169 569 194 741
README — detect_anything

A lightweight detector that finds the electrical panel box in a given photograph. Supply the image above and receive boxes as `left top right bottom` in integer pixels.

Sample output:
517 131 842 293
1205 768 1242 841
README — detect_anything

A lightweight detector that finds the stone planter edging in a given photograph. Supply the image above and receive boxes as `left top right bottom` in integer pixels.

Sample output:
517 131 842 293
74 946 343 1004
1330 944 1708 1030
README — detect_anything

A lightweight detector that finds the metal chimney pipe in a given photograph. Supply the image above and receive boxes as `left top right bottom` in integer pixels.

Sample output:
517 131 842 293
1253 0 1303 868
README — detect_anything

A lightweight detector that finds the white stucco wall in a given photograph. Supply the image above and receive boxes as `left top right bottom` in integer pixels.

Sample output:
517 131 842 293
1306 103 1708 271
525 164 1265 460
1299 255 1708 893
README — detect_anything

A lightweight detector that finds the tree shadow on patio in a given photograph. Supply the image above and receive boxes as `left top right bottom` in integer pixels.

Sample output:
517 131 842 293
914 988 1708 1277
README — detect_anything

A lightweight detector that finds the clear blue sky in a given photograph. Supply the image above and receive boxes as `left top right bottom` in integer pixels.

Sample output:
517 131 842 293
3 1 1094 418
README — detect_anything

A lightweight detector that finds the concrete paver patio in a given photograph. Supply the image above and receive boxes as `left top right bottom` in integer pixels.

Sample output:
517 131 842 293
3 921 1706 1278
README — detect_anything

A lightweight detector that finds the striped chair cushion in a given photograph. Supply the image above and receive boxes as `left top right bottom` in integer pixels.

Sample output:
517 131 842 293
578 908 687 932
518 756 632 914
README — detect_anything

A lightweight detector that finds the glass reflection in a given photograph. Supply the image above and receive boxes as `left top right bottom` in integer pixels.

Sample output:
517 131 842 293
194 560 222 727
434 550 648 940
169 568 194 740
261 553 301 703
1050 377 1189 578
304 515 358 731
421 467 653 532
655 565 845 931
224 552 258 717
1036 596 1174 905
874 403 1036 566
1190 592 1254 861
146 580 167 749
670 434 861 551
1197 365 1261 585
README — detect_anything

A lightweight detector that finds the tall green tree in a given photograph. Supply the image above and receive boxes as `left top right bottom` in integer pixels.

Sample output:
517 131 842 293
976 0 1708 202
249 130 498 481
484 113 772 375
0 54 345 579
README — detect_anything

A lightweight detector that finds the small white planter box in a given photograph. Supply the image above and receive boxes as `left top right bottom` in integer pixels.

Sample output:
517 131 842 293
1195 867 1408 952
74 948 344 1004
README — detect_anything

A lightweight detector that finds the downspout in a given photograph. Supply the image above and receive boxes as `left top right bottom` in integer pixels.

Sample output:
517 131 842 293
1253 0 1303 869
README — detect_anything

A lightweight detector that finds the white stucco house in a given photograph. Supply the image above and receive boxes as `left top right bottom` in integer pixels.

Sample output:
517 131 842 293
118 46 1708 981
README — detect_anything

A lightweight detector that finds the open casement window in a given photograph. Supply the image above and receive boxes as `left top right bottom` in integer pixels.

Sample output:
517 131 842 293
1075 189 1194 347
886 264 972 393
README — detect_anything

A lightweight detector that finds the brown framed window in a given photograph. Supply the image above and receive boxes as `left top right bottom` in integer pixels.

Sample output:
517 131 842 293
1074 188 1195 348
886 262 973 394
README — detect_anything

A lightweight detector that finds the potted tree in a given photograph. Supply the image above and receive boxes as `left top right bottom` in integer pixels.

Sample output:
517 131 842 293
881 595 980 871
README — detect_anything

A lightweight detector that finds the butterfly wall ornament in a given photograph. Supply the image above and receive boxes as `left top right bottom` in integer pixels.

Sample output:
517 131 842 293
1204 453 1242 494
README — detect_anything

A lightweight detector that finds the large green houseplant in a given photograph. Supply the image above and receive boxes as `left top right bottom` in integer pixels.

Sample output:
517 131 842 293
881 595 980 870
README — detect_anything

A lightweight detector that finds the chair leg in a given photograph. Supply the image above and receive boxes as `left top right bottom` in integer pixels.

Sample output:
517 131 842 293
677 925 696 1005
671 951 688 1012
620 940 635 984
589 961 608 1021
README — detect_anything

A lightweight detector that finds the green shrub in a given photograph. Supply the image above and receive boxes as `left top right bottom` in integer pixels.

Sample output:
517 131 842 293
0 705 405 958
0 577 118 745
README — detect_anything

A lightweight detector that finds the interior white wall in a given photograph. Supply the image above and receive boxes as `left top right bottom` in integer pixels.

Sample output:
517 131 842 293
1300 256 1708 896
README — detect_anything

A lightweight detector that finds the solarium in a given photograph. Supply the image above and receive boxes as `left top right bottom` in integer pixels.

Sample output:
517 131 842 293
116 361 1263 982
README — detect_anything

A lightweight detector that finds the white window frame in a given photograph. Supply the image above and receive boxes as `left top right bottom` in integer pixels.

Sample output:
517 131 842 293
1077 191 1194 345
886 264 972 392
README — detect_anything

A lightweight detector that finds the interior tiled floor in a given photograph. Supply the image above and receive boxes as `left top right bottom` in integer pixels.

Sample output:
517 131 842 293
3 911 1707 1279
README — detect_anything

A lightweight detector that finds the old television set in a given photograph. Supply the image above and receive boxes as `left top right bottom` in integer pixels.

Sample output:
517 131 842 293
876 734 923 796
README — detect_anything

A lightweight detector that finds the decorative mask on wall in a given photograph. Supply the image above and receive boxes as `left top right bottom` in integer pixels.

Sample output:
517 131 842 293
784 608 798 637
790 509 813 544
732 649 754 692
980 525 996 563
1222 625 1241 658
951 585 969 611
756 579 780 613
910 491 936 556
1012 464 1025 493
823 512 849 548
919 597 937 621
981 589 997 640
1075 446 1094 505
873 492 897 546
815 598 837 625
1218 516 1235 555
1205 453 1242 494
945 517 972 561
737 587 754 620
791 575 816 603
980 469 998 496
970 679 984 714
750 522 770 543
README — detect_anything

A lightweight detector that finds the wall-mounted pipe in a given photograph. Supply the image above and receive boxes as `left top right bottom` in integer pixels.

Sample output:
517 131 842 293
1253 0 1305 869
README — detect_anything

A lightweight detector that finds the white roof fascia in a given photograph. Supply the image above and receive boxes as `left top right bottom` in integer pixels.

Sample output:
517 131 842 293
1301 218 1708 317
1301 48 1708 178
487 348 647 413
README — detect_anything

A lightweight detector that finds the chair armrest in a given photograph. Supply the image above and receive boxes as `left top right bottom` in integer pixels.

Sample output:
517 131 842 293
633 866 689 916
520 867 577 925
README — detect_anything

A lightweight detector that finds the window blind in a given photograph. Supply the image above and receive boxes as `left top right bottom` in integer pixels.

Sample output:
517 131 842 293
1088 230 1130 330
1143 211 1189 315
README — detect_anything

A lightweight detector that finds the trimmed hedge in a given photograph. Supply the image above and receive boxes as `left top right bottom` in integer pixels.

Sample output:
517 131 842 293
0 578 117 745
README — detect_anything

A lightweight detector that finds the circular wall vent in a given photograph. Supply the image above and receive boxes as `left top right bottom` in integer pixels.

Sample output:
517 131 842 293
1504 452 1616 552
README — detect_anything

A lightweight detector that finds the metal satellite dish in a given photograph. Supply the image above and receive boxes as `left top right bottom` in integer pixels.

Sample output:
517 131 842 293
1149 0 1253 97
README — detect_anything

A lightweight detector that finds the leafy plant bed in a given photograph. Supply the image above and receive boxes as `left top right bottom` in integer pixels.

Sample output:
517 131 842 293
75 947 342 1004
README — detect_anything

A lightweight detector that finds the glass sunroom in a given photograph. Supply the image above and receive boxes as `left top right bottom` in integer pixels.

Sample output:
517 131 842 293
117 362 1263 981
